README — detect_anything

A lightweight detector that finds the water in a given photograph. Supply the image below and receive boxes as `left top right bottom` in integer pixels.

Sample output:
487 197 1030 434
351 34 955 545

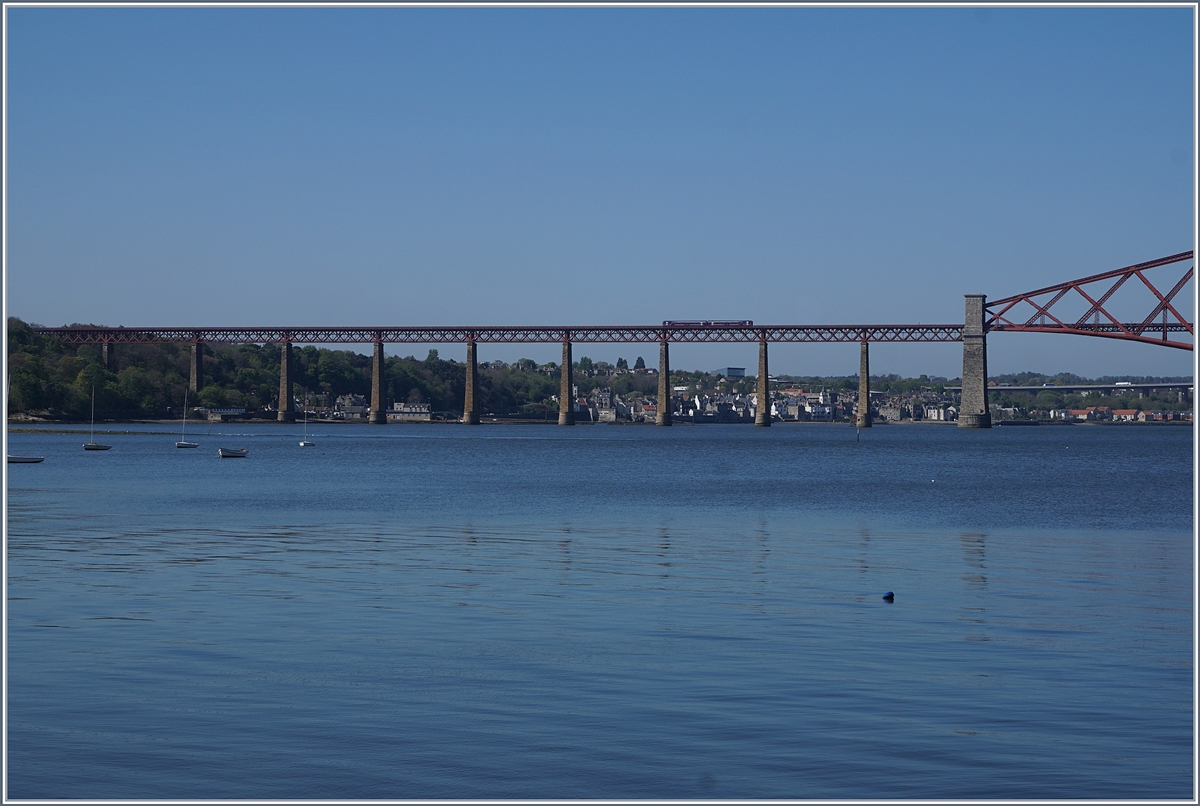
6 422 1193 798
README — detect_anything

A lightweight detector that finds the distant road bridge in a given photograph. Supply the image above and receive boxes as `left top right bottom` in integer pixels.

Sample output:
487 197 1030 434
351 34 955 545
33 251 1193 430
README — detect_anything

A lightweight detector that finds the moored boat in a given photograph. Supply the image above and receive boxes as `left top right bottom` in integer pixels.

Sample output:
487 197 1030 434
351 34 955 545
299 391 315 447
177 388 199 448
84 385 112 451
218 447 248 458
7 455 45 463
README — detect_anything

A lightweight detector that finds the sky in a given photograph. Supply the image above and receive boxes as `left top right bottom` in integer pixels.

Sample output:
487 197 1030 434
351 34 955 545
4 5 1195 378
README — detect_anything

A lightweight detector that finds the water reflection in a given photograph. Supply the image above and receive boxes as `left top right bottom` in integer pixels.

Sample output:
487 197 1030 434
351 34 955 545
960 532 987 589
855 527 870 575
656 526 671 578
959 532 988 642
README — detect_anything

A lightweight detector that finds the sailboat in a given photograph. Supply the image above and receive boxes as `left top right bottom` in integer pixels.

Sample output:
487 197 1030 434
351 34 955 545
299 393 315 447
83 385 111 450
177 388 198 448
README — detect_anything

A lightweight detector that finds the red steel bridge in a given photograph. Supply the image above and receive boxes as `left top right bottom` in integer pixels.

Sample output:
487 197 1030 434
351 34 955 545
37 323 965 346
31 251 1194 429
985 251 1193 351
34 251 1192 350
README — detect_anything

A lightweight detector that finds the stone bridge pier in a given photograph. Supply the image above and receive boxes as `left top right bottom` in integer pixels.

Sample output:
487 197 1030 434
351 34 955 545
656 340 672 426
277 341 296 422
463 339 480 425
958 294 991 428
755 338 770 427
559 337 575 426
370 338 387 424
190 341 204 393
857 341 871 428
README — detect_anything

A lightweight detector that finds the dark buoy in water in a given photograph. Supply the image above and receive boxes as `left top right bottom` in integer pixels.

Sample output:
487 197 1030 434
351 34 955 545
882 591 894 602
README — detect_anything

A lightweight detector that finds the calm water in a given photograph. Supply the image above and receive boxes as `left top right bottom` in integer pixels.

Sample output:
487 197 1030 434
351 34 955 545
5 422 1194 798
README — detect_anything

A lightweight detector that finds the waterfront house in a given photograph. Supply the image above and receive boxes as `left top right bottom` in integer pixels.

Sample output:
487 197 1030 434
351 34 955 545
389 402 432 422
335 394 368 420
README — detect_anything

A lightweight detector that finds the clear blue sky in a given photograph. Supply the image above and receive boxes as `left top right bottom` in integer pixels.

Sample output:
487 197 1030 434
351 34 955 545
5 5 1195 378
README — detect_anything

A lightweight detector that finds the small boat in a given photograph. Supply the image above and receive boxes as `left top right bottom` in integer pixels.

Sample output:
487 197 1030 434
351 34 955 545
7 455 45 463
299 396 315 447
177 388 198 448
218 447 248 458
83 385 112 451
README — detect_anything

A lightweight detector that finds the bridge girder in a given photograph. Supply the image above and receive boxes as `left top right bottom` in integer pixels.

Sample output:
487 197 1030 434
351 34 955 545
985 251 1194 351
32 324 966 345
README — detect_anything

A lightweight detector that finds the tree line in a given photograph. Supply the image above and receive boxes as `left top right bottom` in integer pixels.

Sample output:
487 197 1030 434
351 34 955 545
6 318 659 418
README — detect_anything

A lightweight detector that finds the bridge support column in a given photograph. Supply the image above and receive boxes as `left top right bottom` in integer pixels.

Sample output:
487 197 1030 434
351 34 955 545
102 342 116 373
857 341 872 428
755 338 770 427
656 340 672 426
277 341 296 422
190 343 204 393
959 294 991 429
463 340 480 424
559 338 575 426
370 339 387 424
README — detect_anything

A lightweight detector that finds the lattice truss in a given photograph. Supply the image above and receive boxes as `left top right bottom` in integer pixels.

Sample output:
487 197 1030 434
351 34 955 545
33 325 965 345
985 252 1194 350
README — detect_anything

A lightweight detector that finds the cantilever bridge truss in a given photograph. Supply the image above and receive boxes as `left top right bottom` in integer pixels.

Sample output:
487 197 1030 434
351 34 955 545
985 251 1194 351
32 252 1194 351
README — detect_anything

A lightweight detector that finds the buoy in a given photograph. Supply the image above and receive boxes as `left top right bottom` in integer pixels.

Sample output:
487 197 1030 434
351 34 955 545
882 591 894 601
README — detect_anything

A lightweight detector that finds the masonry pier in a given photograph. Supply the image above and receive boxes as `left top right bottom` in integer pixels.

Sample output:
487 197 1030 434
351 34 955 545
857 341 871 428
958 294 992 429
754 338 770 427
559 337 575 426
102 342 117 373
277 341 296 422
190 342 204 393
370 338 387 424
656 340 672 426
463 339 479 425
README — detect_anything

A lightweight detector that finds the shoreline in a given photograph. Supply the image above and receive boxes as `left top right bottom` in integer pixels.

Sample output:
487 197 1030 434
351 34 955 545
8 418 1190 433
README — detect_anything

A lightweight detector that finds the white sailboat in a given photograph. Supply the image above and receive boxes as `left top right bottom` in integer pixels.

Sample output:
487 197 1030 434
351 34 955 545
177 388 198 448
83 385 111 450
299 393 315 447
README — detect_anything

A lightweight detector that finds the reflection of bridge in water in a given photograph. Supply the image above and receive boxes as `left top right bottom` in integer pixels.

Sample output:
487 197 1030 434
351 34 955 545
35 251 1194 430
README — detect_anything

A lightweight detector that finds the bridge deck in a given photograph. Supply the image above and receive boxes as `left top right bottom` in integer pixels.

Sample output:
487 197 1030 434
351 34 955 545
34 324 966 345
32 322 1191 347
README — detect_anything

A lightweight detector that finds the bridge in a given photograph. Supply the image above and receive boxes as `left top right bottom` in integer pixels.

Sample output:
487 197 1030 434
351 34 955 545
33 251 1193 430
